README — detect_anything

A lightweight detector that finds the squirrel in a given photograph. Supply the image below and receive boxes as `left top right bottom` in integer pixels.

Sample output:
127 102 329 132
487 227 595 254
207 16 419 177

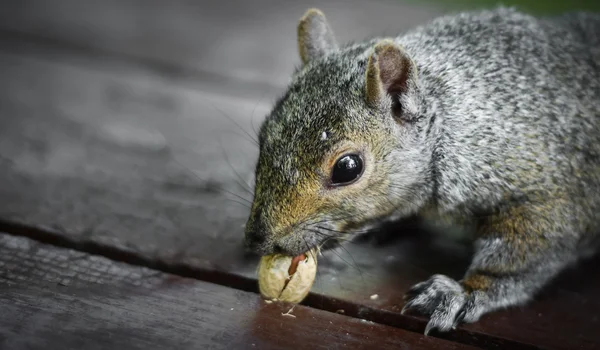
243 6 600 334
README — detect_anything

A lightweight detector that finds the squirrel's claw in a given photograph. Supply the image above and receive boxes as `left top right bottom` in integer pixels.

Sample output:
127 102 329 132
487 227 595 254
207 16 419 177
401 274 490 336
452 308 467 330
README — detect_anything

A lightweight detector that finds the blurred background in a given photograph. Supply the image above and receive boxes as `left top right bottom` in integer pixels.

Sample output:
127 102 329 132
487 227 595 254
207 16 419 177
0 0 599 274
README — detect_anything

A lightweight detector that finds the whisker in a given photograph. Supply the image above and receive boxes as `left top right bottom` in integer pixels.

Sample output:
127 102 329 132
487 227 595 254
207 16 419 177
316 225 368 236
222 190 253 204
217 135 255 196
221 197 252 209
323 244 364 274
250 90 268 139
211 103 260 147
304 227 362 246
167 156 254 205
335 242 369 283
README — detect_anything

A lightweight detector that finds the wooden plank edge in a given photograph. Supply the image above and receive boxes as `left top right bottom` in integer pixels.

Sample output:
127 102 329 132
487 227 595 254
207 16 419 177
0 218 543 350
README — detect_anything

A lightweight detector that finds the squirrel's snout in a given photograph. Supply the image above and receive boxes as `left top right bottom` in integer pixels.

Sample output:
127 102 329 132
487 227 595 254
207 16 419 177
245 221 294 256
244 229 267 251
244 208 317 256
244 233 284 256
243 212 276 255
244 236 266 255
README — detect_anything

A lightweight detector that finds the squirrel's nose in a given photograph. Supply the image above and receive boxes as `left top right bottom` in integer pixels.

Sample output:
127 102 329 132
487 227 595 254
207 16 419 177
244 229 265 247
244 207 283 255
244 233 273 255
244 217 271 254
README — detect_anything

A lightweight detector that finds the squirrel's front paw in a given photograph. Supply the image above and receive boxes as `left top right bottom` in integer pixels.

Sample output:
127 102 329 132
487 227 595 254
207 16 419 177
401 274 490 335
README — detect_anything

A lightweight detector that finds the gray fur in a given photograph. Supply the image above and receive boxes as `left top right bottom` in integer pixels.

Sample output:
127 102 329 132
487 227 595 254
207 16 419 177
245 7 600 333
298 9 340 65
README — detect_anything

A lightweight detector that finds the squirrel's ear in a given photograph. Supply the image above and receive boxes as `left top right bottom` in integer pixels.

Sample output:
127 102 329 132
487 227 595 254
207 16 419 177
297 8 339 65
365 40 418 119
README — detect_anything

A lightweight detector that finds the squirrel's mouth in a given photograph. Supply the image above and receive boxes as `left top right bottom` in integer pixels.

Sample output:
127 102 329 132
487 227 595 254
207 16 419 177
245 216 372 257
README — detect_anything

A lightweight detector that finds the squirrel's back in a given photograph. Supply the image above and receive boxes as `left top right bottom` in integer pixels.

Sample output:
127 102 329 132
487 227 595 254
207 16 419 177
388 8 600 221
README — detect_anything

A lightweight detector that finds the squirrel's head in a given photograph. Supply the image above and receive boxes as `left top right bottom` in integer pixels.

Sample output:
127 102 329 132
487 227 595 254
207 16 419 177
245 9 433 256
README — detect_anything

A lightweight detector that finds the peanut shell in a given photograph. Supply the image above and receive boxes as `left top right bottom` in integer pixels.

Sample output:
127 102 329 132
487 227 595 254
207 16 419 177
258 249 318 304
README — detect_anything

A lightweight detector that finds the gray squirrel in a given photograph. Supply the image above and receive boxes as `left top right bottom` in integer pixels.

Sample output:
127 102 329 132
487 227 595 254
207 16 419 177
243 6 600 334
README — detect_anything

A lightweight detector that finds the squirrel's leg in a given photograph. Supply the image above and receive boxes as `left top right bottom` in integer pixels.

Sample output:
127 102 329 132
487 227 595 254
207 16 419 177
402 202 582 335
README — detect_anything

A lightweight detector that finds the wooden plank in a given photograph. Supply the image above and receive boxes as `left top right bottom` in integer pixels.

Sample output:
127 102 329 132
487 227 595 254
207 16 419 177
0 0 444 89
0 233 480 350
0 39 599 349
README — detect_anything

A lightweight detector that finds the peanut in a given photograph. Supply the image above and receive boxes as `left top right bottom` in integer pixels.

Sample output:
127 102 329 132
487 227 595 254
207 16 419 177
258 249 318 303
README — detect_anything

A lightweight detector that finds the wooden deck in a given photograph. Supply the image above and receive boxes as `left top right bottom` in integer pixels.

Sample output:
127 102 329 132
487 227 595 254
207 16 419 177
0 1 598 349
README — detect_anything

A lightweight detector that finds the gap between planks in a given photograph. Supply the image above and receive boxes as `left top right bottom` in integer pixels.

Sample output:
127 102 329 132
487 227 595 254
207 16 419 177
0 219 541 350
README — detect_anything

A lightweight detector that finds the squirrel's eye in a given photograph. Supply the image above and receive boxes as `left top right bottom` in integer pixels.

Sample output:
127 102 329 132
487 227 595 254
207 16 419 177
330 154 363 186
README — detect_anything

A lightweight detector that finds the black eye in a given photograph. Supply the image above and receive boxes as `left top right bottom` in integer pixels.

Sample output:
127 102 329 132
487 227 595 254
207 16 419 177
331 154 363 186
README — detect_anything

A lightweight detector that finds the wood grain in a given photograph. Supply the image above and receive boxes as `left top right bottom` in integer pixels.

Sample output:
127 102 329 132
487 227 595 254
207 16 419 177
0 0 444 89
0 233 480 350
